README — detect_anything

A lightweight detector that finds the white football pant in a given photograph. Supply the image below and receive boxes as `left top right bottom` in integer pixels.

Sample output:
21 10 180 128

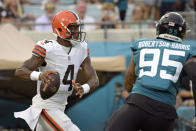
36 109 80 131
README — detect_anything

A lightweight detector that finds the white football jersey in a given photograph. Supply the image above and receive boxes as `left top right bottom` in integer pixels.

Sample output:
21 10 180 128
32 40 88 107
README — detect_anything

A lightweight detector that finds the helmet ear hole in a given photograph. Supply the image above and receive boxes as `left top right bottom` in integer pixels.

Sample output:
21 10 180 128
58 28 62 32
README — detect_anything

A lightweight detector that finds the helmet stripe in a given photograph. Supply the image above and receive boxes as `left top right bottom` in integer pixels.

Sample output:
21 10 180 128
55 29 61 37
70 11 80 22
61 22 71 33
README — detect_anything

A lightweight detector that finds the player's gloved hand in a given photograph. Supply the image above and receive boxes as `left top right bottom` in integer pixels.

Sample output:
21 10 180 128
39 71 57 92
72 80 84 98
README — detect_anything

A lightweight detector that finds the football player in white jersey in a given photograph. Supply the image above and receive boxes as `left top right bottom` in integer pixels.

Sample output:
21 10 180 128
14 10 99 131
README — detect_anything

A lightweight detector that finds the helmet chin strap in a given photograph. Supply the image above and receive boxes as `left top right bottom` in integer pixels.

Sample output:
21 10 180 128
65 35 82 46
55 28 81 46
70 39 79 46
55 32 79 46
63 38 79 46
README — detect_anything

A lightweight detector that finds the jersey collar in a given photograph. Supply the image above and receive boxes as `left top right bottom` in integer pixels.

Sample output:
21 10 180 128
158 34 182 43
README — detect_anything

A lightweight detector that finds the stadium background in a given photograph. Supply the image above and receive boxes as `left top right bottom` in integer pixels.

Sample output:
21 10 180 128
0 0 196 131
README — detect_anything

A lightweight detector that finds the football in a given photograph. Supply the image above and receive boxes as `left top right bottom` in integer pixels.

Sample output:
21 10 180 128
40 72 60 100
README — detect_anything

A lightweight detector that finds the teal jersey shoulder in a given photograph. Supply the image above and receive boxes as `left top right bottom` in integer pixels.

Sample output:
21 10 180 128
130 39 196 106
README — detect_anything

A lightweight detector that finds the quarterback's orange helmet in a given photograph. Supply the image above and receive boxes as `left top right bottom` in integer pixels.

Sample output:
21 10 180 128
52 10 86 46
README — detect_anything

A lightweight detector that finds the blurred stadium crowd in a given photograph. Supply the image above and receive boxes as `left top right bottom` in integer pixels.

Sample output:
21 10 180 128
0 0 195 31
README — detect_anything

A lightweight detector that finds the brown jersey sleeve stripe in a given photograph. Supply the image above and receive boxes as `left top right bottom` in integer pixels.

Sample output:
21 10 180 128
33 48 46 56
32 49 46 58
35 45 46 54
41 109 64 131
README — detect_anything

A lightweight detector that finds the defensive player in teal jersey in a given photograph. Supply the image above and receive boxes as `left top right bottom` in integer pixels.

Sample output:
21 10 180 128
106 12 196 131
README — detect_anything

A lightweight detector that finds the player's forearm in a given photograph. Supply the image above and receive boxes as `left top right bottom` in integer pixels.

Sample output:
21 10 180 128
82 56 99 90
124 55 136 92
179 90 193 98
15 56 44 80
124 67 136 92
87 74 99 90
15 66 32 80
124 75 133 92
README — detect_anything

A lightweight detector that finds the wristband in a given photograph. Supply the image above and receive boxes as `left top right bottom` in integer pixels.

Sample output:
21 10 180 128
82 84 90 94
30 71 41 81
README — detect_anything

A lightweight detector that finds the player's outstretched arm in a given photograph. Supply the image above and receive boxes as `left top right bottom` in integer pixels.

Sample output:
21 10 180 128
15 56 44 80
124 55 136 92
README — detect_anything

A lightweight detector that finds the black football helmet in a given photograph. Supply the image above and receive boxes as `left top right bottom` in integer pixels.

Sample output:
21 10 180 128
156 12 186 42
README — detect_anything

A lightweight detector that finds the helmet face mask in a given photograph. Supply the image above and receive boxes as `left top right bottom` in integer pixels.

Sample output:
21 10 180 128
68 24 80 40
52 10 86 46
156 12 186 42
67 24 86 45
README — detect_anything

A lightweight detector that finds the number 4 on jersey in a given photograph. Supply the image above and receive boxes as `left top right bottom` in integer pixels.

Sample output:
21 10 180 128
63 65 74 91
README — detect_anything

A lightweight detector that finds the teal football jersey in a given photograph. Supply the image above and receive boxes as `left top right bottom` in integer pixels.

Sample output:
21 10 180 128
130 39 196 106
